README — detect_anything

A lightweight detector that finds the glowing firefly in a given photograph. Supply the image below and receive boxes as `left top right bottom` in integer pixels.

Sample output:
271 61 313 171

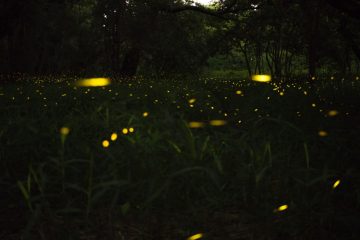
102 140 110 148
328 110 339 117
187 233 203 240
209 120 227 126
251 75 271 82
318 130 328 137
60 127 70 136
332 179 340 189
189 121 205 128
274 204 288 212
111 133 118 141
75 78 111 87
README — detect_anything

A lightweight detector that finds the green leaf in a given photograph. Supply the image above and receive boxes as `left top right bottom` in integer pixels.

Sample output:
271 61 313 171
168 140 182 154
17 181 30 201
255 166 270 185
213 153 223 174
200 136 210 161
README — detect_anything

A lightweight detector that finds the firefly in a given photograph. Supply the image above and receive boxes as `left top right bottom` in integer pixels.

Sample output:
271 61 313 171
274 204 288 212
111 133 118 141
75 78 110 87
122 128 129 135
318 130 328 137
209 120 227 126
328 110 339 117
60 127 70 136
102 140 110 148
188 98 196 104
188 121 205 128
251 75 271 82
332 179 340 189
187 233 203 240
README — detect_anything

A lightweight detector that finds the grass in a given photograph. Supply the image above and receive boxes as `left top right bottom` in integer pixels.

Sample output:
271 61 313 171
1 74 360 239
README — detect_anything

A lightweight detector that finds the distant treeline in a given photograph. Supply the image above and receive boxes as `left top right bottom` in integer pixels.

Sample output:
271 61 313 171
0 0 359 77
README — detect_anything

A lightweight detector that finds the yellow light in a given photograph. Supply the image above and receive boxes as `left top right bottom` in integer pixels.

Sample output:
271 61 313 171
187 233 203 240
333 179 340 189
188 98 196 104
209 120 227 126
251 75 271 82
60 127 70 136
143 112 149 117
312 103 316 107
188 121 205 128
318 130 328 137
279 92 284 96
111 133 118 141
328 110 339 117
122 128 129 135
75 78 111 87
129 127 134 133
277 204 288 212
236 90 242 95
102 140 110 148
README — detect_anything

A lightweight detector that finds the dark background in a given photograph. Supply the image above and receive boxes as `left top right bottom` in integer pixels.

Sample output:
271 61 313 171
0 0 359 77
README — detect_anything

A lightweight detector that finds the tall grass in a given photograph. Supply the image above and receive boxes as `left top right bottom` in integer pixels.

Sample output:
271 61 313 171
1 75 360 239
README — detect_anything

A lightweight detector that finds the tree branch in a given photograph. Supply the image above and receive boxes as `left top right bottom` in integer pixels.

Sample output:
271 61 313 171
160 1 255 21
169 5 231 19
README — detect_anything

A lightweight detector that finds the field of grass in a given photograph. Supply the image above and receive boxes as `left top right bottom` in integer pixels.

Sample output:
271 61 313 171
1 75 360 240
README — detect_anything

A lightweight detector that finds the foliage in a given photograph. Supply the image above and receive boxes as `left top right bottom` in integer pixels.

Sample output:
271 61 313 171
0 0 359 77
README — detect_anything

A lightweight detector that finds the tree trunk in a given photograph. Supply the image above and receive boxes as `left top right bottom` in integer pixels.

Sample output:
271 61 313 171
339 17 360 62
265 42 274 77
302 0 322 79
108 0 126 74
239 43 252 77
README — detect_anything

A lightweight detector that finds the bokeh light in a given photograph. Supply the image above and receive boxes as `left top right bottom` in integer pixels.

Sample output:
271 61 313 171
111 133 118 141
102 140 110 148
251 75 271 82
76 78 110 87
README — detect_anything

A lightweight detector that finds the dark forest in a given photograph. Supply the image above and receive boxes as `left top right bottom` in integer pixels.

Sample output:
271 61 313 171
1 1 360 239
1 0 359 77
